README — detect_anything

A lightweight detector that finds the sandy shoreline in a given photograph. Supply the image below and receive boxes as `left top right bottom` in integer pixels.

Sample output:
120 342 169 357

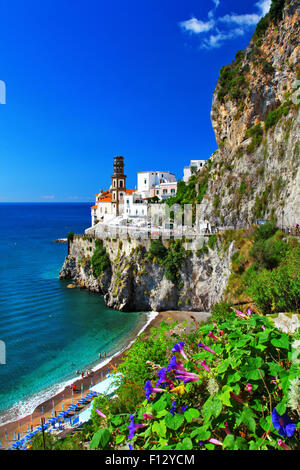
0 310 210 449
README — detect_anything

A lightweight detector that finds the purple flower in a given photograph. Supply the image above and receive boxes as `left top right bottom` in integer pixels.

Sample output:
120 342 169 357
180 405 188 413
171 342 188 360
271 409 296 437
167 355 183 371
96 409 107 419
156 367 168 387
198 343 216 354
175 369 200 384
199 438 222 447
144 380 165 401
169 401 177 416
128 444 133 450
246 308 252 316
128 414 146 440
200 360 211 372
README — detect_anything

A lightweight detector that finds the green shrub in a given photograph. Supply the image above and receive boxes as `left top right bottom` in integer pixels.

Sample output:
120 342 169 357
91 240 110 277
148 239 167 262
164 240 187 285
245 123 264 153
211 301 233 323
265 101 292 131
208 234 218 250
253 221 278 242
67 232 74 242
250 237 289 270
246 247 300 313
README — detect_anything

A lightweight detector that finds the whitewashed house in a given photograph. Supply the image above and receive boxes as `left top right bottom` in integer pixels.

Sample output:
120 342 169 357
183 160 206 182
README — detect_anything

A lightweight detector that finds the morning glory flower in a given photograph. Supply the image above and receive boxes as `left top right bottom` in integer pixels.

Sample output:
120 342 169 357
143 413 155 420
234 309 248 319
224 421 231 435
199 438 222 447
96 409 107 419
169 401 177 416
175 369 200 384
128 444 133 450
156 367 167 386
246 308 252 316
208 331 218 341
198 343 216 354
200 360 211 373
128 414 146 440
180 405 188 413
246 383 253 392
171 341 188 360
167 355 183 371
277 439 291 450
271 409 296 437
144 380 165 401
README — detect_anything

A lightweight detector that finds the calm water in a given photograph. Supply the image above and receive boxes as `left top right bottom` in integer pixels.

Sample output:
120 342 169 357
0 203 147 424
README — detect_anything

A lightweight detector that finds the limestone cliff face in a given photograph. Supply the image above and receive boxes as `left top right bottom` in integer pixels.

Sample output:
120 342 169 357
59 236 235 312
199 0 299 228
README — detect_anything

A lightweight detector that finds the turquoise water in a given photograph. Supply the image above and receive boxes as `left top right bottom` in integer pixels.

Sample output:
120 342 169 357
0 203 147 424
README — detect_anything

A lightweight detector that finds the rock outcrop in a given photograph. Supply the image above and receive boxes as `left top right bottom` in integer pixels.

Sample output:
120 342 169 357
198 0 299 228
59 235 235 312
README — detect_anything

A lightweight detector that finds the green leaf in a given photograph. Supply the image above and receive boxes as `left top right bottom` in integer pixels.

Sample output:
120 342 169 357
271 334 289 349
202 397 222 422
223 434 235 450
152 420 167 438
218 385 233 407
191 426 211 441
217 358 231 374
235 408 256 433
184 408 200 423
165 413 184 430
259 415 271 432
275 400 286 415
176 437 193 450
89 428 111 450
115 434 125 445
227 371 241 384
241 357 264 380
152 395 167 412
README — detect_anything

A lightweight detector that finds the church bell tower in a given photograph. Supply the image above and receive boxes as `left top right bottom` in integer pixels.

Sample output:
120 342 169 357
111 156 127 216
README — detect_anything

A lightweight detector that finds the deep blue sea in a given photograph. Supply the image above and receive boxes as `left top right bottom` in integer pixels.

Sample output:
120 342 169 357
0 203 148 424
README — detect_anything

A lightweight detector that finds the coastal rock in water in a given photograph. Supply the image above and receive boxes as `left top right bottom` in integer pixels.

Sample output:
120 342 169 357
59 235 235 312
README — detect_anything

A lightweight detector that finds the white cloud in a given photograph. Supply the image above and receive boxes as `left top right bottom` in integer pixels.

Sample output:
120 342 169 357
219 13 261 26
179 0 272 50
202 28 245 49
180 17 214 34
256 0 272 16
41 195 55 199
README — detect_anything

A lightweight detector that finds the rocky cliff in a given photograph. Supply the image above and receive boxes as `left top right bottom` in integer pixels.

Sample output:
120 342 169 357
59 235 235 312
198 0 300 228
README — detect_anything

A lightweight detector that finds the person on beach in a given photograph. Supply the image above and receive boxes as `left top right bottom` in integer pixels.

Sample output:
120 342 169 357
104 352 106 358
99 353 101 358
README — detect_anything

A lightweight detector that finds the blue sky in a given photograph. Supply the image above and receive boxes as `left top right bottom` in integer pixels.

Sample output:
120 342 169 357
0 0 271 202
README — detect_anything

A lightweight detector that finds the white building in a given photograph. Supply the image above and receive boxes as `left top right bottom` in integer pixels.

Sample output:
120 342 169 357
183 160 206 182
124 192 148 218
137 171 176 198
